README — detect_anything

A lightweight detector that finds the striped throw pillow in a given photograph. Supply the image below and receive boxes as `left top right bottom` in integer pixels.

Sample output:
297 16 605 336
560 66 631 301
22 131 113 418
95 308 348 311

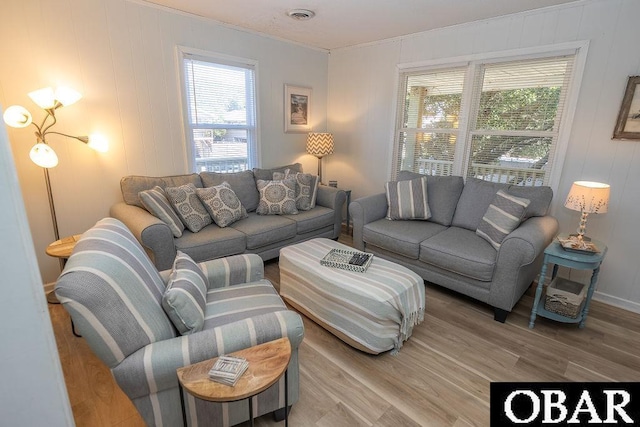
139 186 185 237
476 189 531 250
162 251 209 335
385 177 431 220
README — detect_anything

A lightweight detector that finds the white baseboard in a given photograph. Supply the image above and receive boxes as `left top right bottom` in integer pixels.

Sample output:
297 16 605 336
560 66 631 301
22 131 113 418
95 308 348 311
593 291 640 315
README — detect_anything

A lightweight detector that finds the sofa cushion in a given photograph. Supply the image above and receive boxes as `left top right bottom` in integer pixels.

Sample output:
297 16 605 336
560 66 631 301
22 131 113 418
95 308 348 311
165 183 213 233
385 176 431 220
364 218 447 260
200 170 260 212
204 279 286 329
196 182 248 228
451 178 509 231
121 174 203 208
284 205 334 234
252 162 303 182
230 212 296 249
174 225 246 261
256 179 299 215
397 171 464 226
476 190 530 250
162 251 208 335
507 185 553 218
274 170 319 211
139 186 185 238
419 227 497 282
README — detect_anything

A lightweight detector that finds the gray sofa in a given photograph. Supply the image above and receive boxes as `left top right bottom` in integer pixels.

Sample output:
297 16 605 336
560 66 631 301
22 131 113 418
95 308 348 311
110 163 347 271
350 171 559 322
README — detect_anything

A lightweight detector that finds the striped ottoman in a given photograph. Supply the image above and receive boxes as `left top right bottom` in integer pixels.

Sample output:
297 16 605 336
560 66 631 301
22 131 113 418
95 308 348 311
279 238 425 354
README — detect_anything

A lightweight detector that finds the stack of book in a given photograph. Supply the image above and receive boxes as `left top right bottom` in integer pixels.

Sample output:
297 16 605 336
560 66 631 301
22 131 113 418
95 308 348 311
208 356 249 386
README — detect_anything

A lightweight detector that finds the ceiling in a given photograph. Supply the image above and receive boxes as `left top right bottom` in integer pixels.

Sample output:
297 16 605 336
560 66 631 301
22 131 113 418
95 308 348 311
142 0 582 50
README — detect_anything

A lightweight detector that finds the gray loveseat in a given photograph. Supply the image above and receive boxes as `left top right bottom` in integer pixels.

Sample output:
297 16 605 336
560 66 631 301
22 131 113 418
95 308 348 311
350 171 559 322
110 163 347 271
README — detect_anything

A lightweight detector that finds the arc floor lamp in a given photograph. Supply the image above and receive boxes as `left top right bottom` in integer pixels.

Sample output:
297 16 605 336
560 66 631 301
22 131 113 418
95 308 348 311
3 86 108 258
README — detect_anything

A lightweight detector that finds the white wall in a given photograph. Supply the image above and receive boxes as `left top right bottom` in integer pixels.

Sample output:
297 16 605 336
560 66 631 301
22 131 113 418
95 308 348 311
327 0 640 312
0 0 329 284
0 112 73 425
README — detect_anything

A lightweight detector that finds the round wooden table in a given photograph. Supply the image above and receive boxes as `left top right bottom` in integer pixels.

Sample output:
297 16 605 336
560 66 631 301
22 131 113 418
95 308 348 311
176 337 291 426
45 234 82 305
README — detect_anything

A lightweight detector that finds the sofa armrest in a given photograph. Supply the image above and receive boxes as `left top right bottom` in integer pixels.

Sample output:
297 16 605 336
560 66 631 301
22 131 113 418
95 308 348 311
110 202 177 271
489 215 559 311
111 310 305 399
198 254 265 289
316 186 347 238
349 193 388 251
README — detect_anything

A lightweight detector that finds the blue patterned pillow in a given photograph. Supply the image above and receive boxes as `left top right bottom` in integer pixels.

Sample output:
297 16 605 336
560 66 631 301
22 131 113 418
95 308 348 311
162 251 209 335
139 186 185 237
385 176 431 220
165 183 212 233
196 182 248 227
476 189 530 250
256 179 298 215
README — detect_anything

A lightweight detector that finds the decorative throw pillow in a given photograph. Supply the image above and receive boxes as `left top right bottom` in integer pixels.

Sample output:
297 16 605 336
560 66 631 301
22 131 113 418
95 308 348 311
385 176 431 220
195 182 248 228
273 169 319 211
256 178 298 215
165 183 213 233
476 189 531 250
138 186 185 238
162 251 209 335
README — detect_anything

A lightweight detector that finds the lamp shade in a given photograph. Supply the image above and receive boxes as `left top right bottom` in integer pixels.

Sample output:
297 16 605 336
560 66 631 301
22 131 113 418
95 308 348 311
28 87 57 109
3 105 32 128
564 181 610 214
306 132 334 157
87 133 109 153
29 143 59 168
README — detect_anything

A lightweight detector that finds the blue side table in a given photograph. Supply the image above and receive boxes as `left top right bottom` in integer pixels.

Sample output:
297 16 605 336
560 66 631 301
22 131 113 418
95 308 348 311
529 237 607 329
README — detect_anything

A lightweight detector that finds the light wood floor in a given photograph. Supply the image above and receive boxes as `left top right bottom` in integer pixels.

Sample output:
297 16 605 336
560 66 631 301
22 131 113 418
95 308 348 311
49 233 640 426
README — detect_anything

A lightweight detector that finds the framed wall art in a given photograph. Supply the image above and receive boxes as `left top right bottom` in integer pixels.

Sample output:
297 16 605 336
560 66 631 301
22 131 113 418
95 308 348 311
613 76 640 140
284 84 311 133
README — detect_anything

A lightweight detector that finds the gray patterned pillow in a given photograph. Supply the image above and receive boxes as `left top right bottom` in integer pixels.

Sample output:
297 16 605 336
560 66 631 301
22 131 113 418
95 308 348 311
385 176 431 220
162 251 208 335
256 178 298 215
273 169 319 211
476 189 530 250
165 183 212 233
195 182 248 228
138 186 185 237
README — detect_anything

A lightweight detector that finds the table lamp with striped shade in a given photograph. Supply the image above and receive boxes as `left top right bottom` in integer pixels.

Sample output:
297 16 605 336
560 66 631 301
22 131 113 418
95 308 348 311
306 132 334 184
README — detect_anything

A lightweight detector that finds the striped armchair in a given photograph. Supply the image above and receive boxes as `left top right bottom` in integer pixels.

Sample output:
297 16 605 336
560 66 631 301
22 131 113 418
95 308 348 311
55 218 304 426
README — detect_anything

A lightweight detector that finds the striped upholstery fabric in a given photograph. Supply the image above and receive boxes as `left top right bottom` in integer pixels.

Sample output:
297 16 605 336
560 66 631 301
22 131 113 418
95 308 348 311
55 218 176 368
162 251 209 335
476 189 530 250
385 176 431 220
139 186 185 237
200 254 265 289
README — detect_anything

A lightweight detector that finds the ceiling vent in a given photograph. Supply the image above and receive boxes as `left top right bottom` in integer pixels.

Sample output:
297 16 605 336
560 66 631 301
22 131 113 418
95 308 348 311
287 9 316 21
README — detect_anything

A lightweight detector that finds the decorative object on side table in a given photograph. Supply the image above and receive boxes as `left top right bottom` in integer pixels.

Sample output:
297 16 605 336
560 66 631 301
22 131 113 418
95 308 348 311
613 75 640 140
529 237 608 329
564 180 610 245
306 132 334 184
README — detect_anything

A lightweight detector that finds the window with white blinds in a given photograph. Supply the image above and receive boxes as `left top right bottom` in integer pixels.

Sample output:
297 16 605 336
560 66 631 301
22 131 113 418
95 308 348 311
181 52 257 173
393 53 576 186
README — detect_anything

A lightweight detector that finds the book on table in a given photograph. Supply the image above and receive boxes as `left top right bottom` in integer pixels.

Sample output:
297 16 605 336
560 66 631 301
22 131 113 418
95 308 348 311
208 356 249 386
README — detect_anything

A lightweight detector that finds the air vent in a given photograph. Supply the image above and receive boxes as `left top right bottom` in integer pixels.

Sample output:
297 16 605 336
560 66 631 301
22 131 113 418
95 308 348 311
287 9 316 21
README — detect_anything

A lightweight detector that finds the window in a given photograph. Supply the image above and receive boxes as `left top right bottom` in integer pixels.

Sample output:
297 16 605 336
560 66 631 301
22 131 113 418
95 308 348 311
179 49 258 173
393 51 580 187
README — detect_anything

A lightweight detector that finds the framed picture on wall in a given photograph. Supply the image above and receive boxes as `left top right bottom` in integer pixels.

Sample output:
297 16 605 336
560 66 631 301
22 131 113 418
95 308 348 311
284 84 311 133
613 76 640 140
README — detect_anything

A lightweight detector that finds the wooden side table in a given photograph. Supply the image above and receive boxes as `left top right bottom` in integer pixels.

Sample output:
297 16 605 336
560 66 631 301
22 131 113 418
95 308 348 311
529 237 608 329
177 337 291 427
46 234 82 336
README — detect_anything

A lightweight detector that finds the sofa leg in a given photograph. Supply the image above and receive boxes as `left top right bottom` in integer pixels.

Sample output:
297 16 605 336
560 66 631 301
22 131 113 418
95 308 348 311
273 406 291 422
494 308 508 323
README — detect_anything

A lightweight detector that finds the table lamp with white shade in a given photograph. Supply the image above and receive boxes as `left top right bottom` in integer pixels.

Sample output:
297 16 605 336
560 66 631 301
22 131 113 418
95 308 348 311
564 180 610 243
